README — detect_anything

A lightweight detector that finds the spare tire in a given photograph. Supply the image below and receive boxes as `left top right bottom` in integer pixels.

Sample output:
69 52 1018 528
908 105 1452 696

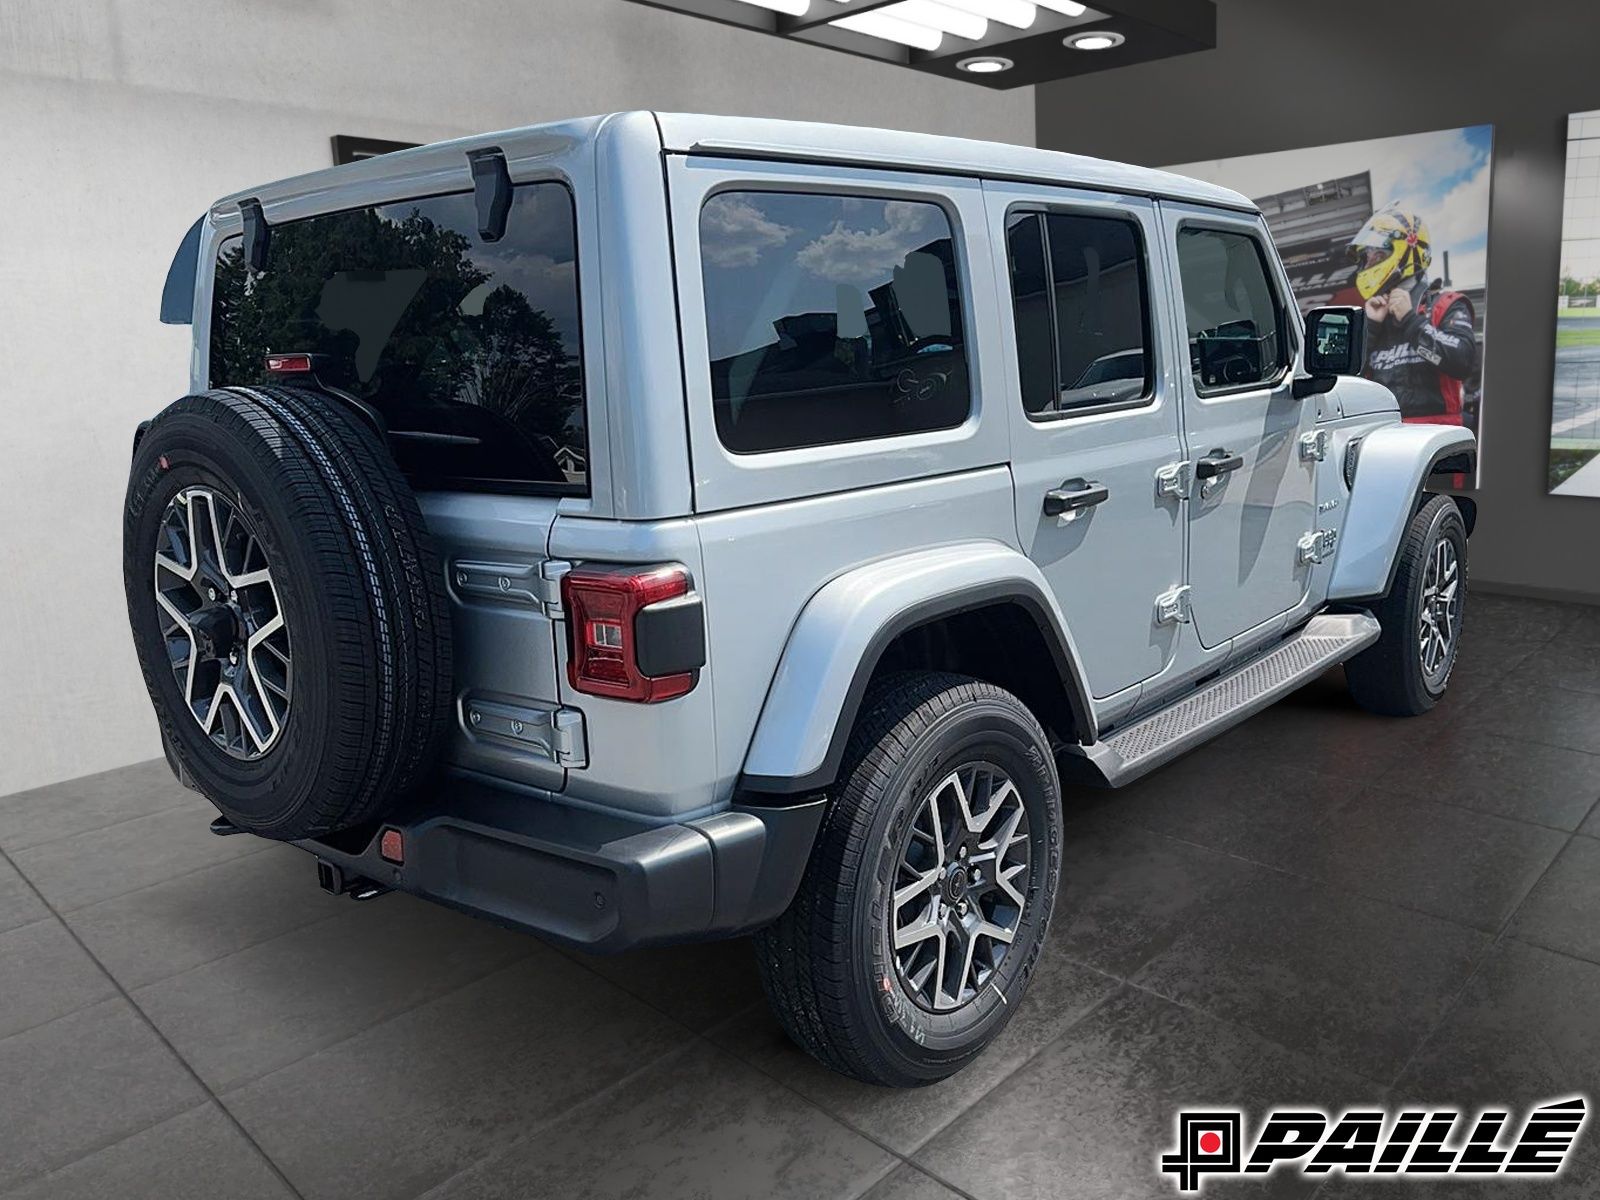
123 385 453 839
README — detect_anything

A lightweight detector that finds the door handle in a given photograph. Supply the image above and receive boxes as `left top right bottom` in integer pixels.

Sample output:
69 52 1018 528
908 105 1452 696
1194 451 1245 481
1043 480 1110 518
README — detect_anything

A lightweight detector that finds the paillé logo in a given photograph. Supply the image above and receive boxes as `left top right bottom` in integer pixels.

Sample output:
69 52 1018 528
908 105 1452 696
1160 1097 1587 1193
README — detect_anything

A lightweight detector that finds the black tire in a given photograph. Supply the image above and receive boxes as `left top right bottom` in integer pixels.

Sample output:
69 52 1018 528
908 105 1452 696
754 672 1061 1087
1345 494 1468 717
123 386 453 839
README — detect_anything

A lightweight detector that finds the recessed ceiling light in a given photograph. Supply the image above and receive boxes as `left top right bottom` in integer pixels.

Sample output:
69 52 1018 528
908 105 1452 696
957 55 1014 73
1065 29 1125 50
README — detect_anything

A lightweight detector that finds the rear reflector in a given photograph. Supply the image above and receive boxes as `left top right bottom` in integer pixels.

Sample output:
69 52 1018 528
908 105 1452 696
265 353 313 374
561 565 696 703
379 828 404 864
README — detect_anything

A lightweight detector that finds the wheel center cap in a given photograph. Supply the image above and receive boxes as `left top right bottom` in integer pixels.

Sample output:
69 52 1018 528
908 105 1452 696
942 863 971 904
191 604 240 661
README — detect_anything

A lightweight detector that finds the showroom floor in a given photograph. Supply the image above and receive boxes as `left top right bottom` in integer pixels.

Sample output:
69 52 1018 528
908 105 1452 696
2 592 1599 1200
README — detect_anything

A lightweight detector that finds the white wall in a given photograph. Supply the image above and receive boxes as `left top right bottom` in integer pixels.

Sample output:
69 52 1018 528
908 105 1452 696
0 0 1034 796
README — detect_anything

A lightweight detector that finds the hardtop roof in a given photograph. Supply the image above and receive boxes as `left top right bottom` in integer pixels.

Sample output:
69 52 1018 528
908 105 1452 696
209 111 1255 219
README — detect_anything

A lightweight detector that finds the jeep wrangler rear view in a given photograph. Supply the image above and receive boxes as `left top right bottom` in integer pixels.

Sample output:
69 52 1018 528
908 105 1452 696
128 113 1476 1086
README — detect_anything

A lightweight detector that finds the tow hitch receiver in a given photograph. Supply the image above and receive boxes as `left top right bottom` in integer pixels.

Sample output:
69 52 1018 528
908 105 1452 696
315 858 391 902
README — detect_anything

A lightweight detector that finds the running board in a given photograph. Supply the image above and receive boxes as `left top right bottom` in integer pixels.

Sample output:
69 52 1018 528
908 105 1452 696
1059 613 1381 788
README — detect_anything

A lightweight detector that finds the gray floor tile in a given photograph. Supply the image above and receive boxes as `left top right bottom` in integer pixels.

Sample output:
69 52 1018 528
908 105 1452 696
1440 635 1544 700
1462 593 1579 645
1130 867 1490 1084
913 985 1380 1200
1276 791 1567 931
1 1103 294 1200
1374 729 1600 832
1508 642 1600 697
1582 802 1600 839
557 933 767 1032
64 842 345 990
859 1163 967 1200
0 853 48 935
1048 816 1261 979
424 1040 895 1200
10 804 268 912
0 998 205 1193
0 918 115 1039
0 759 194 853
709 947 1119 1156
227 957 694 1200
1395 941 1600 1185
1100 744 1360 868
134 894 538 1092
1455 679 1600 757
1507 836 1600 965
1562 605 1600 646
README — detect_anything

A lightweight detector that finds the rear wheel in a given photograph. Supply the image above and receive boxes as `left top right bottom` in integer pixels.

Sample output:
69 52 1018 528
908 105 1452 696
754 672 1061 1087
1346 494 1467 717
123 386 453 839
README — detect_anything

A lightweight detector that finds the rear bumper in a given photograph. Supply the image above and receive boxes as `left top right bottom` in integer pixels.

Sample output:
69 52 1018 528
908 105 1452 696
289 779 826 954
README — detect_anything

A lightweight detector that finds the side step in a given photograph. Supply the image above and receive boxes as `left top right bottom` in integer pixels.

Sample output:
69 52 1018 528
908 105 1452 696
1059 613 1381 788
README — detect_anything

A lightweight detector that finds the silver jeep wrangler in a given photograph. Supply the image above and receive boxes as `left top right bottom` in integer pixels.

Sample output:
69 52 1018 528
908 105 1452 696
128 112 1476 1087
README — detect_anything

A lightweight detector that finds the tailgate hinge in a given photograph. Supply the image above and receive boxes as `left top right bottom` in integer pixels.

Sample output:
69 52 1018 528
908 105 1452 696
537 559 571 618
1154 585 1192 626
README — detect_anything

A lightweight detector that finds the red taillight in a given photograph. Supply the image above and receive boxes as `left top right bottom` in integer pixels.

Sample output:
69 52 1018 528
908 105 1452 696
265 353 313 374
562 565 695 703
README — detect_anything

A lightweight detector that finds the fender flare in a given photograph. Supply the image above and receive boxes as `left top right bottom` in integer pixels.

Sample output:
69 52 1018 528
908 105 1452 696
738 541 1095 796
1329 423 1477 602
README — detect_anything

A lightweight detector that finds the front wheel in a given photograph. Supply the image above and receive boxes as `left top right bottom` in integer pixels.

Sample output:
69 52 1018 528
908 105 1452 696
1345 494 1468 717
754 672 1061 1087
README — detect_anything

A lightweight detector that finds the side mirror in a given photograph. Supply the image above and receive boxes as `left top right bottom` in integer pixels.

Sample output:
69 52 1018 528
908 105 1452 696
1294 306 1366 398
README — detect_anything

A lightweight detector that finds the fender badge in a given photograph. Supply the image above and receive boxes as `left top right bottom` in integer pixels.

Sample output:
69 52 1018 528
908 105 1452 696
1318 498 1341 513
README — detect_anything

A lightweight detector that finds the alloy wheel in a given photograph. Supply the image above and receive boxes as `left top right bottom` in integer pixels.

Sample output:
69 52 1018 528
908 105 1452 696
890 762 1031 1013
152 486 291 760
1418 533 1461 687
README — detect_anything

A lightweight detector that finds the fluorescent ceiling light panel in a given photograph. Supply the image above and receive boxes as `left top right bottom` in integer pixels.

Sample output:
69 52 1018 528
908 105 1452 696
728 0 812 12
881 1 988 39
937 0 1037 27
831 8 945 48
1033 0 1089 14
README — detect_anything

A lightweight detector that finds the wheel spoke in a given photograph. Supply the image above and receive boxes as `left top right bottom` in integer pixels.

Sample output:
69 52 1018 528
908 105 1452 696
894 910 942 952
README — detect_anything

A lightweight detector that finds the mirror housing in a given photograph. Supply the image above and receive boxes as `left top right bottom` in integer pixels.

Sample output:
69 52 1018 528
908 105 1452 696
1294 306 1366 398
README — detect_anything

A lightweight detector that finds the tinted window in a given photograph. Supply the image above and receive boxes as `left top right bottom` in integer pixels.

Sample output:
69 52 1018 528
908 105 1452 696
699 191 969 454
1176 227 1286 394
1006 211 1151 418
209 183 586 492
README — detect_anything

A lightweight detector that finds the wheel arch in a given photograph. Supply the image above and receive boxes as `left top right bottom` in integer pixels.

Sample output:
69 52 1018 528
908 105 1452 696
738 542 1094 797
1329 423 1477 602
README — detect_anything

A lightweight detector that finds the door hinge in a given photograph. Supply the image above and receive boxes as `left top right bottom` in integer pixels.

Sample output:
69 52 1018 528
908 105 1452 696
1155 460 1192 500
463 700 588 768
1299 429 1331 462
1154 585 1192 625
1297 529 1338 565
537 559 572 617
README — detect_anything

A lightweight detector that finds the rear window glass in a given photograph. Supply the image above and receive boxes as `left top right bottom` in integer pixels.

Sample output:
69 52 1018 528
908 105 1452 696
209 183 586 493
698 191 970 454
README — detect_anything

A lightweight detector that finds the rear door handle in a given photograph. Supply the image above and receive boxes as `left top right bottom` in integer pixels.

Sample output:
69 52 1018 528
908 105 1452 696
1043 480 1110 517
1194 451 1245 480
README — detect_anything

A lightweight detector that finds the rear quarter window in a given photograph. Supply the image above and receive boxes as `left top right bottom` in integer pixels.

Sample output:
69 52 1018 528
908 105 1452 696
698 191 970 455
208 182 587 493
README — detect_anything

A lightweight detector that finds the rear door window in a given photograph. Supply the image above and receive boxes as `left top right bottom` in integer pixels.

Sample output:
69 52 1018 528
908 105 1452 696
698 191 970 454
1005 210 1153 418
209 183 587 493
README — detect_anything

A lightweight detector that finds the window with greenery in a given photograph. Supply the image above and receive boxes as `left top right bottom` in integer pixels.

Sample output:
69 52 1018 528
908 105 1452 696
209 183 586 492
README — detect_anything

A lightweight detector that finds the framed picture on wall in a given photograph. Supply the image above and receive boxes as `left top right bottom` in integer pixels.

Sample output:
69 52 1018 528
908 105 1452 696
331 135 419 165
1549 111 1600 498
1166 125 1495 487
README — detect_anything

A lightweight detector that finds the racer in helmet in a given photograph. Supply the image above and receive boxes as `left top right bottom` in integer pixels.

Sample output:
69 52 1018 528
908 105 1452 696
1349 205 1478 425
